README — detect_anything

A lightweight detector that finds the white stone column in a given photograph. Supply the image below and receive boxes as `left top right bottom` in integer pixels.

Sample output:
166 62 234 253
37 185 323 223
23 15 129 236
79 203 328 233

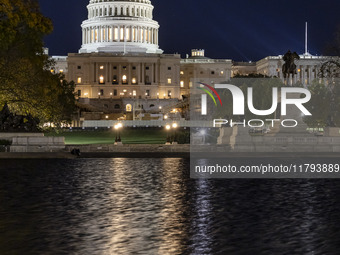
118 25 121 41
155 63 159 84
111 26 114 42
141 63 144 83
138 27 141 43
308 66 312 85
156 29 158 45
130 26 133 42
95 63 98 83
86 28 88 44
118 64 122 85
129 64 132 85
302 66 306 86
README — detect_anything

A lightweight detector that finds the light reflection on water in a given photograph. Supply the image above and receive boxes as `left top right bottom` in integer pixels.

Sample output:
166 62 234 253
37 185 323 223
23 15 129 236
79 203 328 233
0 158 340 254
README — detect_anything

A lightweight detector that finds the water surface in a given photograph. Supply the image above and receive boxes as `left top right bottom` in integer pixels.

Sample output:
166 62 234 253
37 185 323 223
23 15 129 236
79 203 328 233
0 158 340 254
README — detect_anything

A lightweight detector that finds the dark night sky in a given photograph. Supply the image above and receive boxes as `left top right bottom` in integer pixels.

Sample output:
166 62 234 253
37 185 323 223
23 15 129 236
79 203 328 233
40 0 340 61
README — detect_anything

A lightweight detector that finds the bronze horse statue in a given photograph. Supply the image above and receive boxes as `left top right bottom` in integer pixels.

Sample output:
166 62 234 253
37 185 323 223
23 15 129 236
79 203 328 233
282 50 300 79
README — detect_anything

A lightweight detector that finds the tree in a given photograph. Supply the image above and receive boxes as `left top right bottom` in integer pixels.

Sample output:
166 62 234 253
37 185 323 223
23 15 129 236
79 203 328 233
0 0 76 127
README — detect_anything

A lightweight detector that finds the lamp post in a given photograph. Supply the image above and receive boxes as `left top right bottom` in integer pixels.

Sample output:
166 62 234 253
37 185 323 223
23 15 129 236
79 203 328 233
165 124 171 144
114 123 123 144
172 123 178 144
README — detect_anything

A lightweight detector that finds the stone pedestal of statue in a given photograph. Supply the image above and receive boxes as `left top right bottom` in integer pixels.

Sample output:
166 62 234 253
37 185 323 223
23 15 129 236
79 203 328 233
268 92 311 137
229 125 255 152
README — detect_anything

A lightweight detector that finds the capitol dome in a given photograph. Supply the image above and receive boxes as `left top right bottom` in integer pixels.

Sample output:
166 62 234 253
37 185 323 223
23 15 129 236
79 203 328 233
79 0 163 54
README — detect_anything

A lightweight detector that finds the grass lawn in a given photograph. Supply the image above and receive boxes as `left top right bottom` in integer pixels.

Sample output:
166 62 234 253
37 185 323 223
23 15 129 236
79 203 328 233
45 128 169 145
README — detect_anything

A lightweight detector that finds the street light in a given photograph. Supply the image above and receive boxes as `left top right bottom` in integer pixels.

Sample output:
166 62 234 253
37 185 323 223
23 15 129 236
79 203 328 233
172 123 178 143
166 124 171 143
114 123 123 143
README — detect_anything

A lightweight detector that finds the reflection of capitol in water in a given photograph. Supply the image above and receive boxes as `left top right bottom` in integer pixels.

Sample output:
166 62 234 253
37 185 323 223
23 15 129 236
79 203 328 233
50 0 337 118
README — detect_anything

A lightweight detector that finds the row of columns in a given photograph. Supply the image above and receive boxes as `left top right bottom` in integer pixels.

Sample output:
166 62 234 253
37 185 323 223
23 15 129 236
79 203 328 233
92 63 160 85
88 5 152 19
83 26 158 45
278 65 319 85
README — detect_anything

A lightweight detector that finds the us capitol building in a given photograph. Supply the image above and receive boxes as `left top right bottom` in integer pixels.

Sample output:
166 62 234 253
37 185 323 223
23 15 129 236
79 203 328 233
51 0 334 122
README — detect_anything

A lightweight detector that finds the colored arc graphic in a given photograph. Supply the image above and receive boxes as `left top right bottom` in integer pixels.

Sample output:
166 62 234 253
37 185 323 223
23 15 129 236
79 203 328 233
198 82 223 106
198 87 217 106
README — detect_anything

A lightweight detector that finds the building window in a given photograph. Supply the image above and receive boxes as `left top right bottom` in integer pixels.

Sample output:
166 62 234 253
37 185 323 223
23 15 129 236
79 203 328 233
168 90 172 97
100 65 104 70
112 75 118 84
77 90 81 97
220 71 224 75
145 90 150 96
167 78 172 84
211 71 215 75
113 66 117 70
133 90 137 96
99 75 105 84
114 89 117 96
132 66 136 70
145 75 151 85
100 89 104 96
189 81 193 87
132 78 137 84
180 81 184 87
77 66 81 69
126 104 132 112
123 66 127 70
146 66 149 70
114 104 120 109
168 67 172 70
180 71 184 75
122 75 127 84
77 77 82 84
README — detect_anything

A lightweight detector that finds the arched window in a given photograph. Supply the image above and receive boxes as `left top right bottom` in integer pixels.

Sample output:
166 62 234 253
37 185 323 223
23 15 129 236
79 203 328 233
126 104 132 112
149 104 155 108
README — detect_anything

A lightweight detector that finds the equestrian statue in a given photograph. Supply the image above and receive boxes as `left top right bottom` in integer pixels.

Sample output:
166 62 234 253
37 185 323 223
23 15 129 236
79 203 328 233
282 50 300 84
